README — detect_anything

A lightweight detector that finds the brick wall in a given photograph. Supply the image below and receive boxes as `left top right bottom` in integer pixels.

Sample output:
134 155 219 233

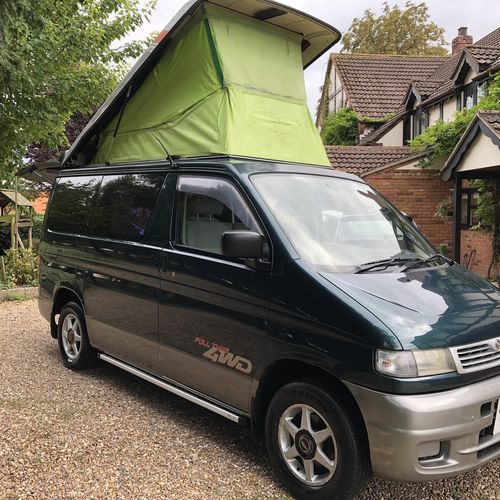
460 229 499 278
364 166 453 253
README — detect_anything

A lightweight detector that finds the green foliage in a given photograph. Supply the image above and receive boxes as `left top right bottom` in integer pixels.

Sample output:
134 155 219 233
471 180 495 230
342 1 446 55
0 0 156 185
410 108 476 167
0 248 38 289
321 108 359 145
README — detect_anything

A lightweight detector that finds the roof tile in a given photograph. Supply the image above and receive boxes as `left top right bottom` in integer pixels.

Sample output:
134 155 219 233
325 145 415 175
332 54 449 119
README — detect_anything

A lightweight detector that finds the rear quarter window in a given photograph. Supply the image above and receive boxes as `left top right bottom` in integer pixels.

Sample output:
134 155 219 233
47 175 101 235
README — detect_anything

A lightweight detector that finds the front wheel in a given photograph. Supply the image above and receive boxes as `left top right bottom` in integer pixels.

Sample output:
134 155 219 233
265 380 372 500
57 302 95 370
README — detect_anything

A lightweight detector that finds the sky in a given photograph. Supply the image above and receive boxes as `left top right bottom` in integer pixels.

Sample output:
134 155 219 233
126 0 500 118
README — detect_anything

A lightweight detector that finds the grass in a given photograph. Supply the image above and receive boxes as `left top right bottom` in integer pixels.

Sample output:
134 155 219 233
4 292 29 302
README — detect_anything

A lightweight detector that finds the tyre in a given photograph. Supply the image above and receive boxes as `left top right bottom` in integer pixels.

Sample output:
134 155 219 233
57 301 96 370
265 379 372 500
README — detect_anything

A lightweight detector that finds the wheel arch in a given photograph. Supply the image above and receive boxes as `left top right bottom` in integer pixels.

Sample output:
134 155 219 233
50 286 85 339
252 359 367 436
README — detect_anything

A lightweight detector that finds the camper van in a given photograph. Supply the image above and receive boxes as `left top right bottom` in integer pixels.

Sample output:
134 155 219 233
38 1 500 499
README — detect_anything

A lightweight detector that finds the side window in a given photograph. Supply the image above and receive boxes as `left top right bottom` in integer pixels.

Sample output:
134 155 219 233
176 175 260 254
93 173 165 242
47 175 101 235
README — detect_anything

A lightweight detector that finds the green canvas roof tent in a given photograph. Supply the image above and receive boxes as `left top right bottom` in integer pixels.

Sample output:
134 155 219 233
61 0 341 168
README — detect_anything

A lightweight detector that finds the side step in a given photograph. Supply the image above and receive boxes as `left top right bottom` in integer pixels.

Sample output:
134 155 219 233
98 353 243 424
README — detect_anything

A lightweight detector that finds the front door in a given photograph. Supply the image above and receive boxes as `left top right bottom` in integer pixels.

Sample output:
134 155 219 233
158 174 270 412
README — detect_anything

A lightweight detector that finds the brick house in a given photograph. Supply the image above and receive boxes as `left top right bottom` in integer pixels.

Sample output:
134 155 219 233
317 27 500 277
326 145 453 253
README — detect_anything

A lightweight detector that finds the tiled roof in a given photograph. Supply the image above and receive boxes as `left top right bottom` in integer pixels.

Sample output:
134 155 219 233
479 110 500 139
412 80 442 99
475 27 500 47
466 45 500 66
332 53 449 119
429 53 461 80
325 145 415 176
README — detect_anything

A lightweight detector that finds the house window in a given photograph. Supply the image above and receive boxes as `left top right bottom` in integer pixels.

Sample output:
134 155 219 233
463 84 474 109
460 189 479 228
412 109 429 138
403 117 411 144
477 81 487 104
439 102 444 121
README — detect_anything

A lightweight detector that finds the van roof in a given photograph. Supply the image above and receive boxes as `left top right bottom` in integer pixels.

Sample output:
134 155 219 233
61 0 341 168
59 156 362 183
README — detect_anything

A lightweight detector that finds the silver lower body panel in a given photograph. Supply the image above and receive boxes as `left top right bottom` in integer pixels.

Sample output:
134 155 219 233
345 374 500 482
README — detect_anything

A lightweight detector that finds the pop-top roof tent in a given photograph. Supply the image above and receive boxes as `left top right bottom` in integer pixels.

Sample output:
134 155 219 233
60 0 341 169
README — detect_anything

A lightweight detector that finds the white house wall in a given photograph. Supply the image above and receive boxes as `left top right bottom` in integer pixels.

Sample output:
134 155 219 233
379 120 404 146
442 97 456 122
457 132 500 173
464 67 475 85
429 105 440 126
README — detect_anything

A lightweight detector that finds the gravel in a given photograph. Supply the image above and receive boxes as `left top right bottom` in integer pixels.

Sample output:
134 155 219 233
0 299 499 499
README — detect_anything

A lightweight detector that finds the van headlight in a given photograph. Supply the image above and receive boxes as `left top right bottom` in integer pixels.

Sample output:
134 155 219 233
375 349 456 377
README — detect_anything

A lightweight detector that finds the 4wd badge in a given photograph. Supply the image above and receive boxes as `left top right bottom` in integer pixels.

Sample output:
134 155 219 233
195 337 252 374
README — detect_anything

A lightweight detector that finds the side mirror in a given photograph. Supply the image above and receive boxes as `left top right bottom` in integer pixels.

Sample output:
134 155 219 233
221 231 264 259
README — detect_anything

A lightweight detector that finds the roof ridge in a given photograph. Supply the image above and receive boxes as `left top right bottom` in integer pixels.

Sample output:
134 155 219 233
467 44 500 50
331 52 449 59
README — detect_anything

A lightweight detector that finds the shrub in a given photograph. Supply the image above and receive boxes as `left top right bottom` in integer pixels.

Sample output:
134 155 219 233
0 248 39 289
321 107 358 145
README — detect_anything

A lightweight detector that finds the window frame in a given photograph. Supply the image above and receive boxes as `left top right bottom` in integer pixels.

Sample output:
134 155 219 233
46 170 166 243
460 188 480 229
171 173 269 264
92 171 165 243
45 174 102 237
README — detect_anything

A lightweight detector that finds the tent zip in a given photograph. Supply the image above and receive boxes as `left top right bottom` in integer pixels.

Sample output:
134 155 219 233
204 18 224 87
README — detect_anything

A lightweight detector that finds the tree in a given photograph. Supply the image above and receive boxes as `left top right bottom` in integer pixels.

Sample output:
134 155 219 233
321 108 358 146
342 1 447 55
0 0 156 186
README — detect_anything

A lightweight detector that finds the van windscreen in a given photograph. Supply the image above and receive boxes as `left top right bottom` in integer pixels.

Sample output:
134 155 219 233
252 173 437 273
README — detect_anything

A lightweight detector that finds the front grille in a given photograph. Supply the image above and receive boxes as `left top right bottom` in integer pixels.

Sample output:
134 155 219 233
450 337 500 374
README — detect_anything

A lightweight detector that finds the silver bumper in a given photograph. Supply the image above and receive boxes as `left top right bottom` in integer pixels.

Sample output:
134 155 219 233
345 375 500 482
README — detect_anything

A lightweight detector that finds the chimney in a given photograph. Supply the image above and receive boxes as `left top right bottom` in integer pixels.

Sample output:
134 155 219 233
452 27 473 54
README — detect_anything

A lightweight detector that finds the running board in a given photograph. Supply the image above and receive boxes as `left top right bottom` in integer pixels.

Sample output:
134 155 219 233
98 353 243 423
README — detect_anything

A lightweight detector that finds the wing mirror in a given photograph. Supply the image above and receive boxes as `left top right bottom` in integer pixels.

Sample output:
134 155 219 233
221 231 264 259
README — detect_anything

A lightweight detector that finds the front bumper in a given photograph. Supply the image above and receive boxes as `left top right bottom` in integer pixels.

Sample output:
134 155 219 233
345 374 500 482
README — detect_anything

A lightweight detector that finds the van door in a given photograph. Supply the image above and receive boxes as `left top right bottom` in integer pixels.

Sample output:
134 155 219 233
83 172 165 373
158 174 269 412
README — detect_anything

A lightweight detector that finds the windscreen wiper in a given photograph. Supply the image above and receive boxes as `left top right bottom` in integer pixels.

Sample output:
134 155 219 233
354 257 420 274
400 254 453 272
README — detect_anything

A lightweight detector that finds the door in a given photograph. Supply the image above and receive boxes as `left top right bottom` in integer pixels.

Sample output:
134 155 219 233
83 171 165 372
158 174 270 412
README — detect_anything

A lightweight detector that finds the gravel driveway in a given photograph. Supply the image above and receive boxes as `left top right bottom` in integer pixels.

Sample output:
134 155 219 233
1 299 499 499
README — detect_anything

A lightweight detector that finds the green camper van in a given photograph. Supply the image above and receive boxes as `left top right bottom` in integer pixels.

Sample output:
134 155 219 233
37 1 500 499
